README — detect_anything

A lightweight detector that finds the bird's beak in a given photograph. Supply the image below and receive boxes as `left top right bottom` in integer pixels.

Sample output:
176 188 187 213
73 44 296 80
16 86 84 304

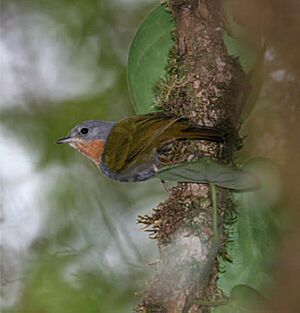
56 136 75 144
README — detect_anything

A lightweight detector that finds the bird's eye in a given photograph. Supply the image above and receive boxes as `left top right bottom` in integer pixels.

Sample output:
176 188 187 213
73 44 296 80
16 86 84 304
80 128 89 135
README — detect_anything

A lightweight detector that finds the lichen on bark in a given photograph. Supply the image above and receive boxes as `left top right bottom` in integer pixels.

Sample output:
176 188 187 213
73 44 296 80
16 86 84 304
136 1 248 312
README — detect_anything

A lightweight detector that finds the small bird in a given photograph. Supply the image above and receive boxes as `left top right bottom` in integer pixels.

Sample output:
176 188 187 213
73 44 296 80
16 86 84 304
56 112 224 182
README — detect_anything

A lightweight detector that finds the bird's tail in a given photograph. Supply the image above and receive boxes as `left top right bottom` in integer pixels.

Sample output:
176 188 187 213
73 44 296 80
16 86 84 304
178 125 225 142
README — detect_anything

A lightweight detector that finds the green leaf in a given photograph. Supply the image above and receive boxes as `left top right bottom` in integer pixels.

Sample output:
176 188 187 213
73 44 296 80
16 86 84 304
230 285 265 306
223 0 263 74
127 5 174 114
216 158 282 311
223 1 265 122
156 159 260 191
213 285 266 313
223 33 261 74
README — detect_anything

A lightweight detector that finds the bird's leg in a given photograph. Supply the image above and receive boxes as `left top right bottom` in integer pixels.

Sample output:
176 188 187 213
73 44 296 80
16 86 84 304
153 163 171 194
160 179 170 193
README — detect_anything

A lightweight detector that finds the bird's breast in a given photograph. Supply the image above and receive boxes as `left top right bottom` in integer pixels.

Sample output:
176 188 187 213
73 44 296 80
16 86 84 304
72 139 105 165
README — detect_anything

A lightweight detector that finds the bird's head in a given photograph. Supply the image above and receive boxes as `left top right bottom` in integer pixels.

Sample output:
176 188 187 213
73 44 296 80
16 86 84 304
56 120 114 164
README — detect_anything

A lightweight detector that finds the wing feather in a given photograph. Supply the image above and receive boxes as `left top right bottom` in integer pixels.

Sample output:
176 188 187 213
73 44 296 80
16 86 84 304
102 112 223 173
102 113 179 172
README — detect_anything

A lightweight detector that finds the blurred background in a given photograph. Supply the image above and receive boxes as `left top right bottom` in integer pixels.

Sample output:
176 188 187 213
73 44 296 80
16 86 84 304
1 0 300 312
1 0 165 312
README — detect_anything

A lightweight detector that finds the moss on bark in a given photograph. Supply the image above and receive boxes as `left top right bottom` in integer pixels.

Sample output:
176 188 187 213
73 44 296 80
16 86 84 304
136 1 248 312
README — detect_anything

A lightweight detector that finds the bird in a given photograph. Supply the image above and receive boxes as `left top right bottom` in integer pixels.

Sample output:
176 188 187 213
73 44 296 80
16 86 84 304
56 112 224 182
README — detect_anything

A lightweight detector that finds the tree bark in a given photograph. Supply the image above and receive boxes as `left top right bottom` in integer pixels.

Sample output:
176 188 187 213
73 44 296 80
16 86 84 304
136 1 247 312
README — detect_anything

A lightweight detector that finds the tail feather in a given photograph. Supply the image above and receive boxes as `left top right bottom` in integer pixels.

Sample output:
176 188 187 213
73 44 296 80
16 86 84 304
180 126 225 142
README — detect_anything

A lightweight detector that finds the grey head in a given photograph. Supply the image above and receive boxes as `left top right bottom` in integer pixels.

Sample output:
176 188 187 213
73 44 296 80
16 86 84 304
56 120 115 144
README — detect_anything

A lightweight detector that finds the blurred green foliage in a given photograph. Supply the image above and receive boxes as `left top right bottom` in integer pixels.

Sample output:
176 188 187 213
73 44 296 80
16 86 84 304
2 0 165 312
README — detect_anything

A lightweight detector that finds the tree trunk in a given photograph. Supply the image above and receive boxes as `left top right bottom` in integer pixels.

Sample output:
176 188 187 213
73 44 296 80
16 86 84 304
136 1 247 312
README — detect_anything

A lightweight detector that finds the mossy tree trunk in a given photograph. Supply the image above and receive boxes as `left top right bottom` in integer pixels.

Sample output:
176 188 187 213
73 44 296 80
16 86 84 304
137 1 248 312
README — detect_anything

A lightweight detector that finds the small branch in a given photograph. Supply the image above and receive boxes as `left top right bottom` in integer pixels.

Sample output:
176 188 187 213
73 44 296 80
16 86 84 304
209 183 219 243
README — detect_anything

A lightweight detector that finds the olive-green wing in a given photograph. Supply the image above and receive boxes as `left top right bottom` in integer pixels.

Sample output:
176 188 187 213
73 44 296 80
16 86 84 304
102 113 179 172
